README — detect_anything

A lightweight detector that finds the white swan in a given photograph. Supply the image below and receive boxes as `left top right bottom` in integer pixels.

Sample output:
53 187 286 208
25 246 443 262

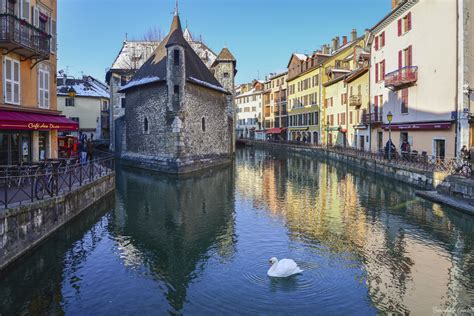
267 257 303 277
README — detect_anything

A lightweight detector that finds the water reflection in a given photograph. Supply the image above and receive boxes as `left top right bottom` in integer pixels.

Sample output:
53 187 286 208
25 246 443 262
0 148 473 315
109 165 236 312
235 148 474 314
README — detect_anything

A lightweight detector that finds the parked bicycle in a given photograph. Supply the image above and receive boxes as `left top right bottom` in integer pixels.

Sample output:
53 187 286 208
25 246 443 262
34 161 60 200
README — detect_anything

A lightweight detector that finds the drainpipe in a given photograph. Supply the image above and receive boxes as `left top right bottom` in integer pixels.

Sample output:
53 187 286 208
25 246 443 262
455 0 460 157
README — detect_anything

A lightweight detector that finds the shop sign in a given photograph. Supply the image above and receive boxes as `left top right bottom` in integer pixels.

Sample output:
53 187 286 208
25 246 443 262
27 123 61 130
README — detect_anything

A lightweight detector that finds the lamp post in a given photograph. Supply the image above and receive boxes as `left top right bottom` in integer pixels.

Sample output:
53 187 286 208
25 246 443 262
387 111 393 162
67 86 76 98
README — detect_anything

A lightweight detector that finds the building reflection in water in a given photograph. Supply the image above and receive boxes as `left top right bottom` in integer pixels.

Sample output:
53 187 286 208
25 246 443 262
110 165 236 312
235 148 474 314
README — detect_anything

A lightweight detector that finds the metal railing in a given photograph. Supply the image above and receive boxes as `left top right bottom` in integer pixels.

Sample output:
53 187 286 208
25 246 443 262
0 13 51 58
362 111 383 124
385 66 418 89
0 152 115 209
245 139 472 178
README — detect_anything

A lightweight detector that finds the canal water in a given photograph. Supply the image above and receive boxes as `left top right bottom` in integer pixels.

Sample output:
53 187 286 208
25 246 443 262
1 148 473 315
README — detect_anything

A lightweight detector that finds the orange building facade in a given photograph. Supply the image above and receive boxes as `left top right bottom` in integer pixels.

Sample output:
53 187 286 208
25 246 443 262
0 0 77 165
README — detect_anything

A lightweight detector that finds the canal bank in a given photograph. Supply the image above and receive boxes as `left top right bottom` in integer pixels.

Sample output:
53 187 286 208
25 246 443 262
0 170 116 271
239 139 474 214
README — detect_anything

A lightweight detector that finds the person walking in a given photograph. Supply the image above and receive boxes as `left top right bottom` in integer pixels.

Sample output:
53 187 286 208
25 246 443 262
80 140 87 165
87 139 94 162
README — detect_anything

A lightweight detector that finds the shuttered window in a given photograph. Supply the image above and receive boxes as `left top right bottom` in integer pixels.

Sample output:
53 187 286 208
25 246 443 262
375 36 379 50
50 19 57 53
38 66 50 108
375 62 379 82
4 57 20 105
397 19 402 36
401 89 409 114
21 0 30 21
398 50 403 69
381 60 385 80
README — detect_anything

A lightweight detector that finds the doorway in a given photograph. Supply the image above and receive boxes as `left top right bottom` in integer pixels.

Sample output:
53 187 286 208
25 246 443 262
0 132 32 165
434 139 446 160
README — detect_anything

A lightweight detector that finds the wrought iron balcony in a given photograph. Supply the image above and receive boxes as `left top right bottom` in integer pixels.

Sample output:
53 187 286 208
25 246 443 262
385 66 418 91
349 95 362 107
0 14 51 59
362 111 383 125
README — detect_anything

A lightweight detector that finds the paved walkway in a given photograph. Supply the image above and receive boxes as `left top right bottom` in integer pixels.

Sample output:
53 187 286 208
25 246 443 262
416 191 474 215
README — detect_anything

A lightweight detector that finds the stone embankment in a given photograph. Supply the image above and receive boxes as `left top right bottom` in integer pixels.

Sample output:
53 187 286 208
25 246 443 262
0 172 115 271
239 139 474 215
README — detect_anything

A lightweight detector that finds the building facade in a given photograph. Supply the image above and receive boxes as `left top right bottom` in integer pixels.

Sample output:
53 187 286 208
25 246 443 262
370 0 457 158
119 13 236 174
235 81 264 139
0 0 78 165
106 28 217 152
287 53 326 144
265 71 288 140
57 75 110 140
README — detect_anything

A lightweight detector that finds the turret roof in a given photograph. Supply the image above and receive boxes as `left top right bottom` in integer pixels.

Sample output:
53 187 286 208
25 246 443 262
119 14 225 93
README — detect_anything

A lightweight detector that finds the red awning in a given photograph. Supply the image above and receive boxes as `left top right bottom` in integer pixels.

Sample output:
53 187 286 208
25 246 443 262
0 110 79 131
266 128 286 134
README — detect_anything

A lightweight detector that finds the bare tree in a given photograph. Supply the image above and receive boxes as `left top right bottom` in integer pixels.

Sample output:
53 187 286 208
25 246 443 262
143 26 163 41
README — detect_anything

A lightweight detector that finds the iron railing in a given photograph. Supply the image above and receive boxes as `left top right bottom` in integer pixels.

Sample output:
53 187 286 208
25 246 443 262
0 152 115 209
385 66 418 90
243 139 472 178
0 13 51 58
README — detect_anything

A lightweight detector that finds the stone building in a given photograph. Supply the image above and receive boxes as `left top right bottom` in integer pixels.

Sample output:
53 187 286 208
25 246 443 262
106 27 217 152
118 12 236 174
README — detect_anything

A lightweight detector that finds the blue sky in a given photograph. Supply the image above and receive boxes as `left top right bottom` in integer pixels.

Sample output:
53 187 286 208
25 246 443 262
58 0 391 85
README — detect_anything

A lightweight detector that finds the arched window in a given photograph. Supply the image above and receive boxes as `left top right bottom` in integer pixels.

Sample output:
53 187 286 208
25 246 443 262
144 117 149 133
201 117 206 132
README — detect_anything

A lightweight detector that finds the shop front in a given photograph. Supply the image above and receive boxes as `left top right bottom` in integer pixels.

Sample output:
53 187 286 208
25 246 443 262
381 121 455 158
0 110 78 165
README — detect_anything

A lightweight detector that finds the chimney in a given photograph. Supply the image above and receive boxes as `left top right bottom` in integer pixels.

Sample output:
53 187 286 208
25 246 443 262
351 28 357 41
342 36 348 45
322 45 329 54
332 38 337 51
391 0 400 9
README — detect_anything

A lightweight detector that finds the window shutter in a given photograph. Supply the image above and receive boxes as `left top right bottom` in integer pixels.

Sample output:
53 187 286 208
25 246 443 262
33 6 39 27
21 0 30 21
408 45 412 66
375 62 379 82
51 19 56 53
397 19 402 36
398 50 403 69
374 95 379 107
0 0 5 14
381 60 385 80
13 60 20 104
375 36 379 50
4 59 12 103
381 32 385 46
45 71 50 107
407 12 412 31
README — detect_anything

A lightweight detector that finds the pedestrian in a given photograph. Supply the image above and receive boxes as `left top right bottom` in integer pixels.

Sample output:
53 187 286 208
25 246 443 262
461 145 471 161
80 140 87 165
87 139 94 162
385 139 396 159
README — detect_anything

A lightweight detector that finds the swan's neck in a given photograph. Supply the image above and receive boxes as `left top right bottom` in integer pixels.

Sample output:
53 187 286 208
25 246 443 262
269 261 278 271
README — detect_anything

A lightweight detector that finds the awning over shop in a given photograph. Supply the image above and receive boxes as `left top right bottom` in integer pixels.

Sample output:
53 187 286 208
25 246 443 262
381 122 452 131
265 128 286 134
0 110 79 131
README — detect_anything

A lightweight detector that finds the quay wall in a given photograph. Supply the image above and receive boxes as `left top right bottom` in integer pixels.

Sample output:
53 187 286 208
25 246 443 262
242 140 474 200
0 173 116 271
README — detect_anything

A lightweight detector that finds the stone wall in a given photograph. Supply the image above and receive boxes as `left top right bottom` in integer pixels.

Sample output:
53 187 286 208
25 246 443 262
0 173 115 271
123 83 174 159
244 140 464 192
183 83 231 159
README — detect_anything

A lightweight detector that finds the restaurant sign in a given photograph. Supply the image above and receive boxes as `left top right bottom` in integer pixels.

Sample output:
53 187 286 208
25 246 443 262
382 122 452 131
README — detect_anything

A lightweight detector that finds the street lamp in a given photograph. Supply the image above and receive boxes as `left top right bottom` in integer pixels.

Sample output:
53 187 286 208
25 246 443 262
387 111 393 162
67 86 76 98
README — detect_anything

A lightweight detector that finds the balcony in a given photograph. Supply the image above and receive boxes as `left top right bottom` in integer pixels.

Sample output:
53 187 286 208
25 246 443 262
362 111 383 125
385 66 418 91
0 14 51 59
349 95 362 107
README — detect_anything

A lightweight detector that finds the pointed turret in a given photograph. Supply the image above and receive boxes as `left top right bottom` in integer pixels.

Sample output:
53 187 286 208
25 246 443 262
183 28 193 42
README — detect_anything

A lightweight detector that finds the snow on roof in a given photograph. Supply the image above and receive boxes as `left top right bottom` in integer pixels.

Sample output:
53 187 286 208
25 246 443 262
188 77 229 94
111 41 159 70
236 88 263 98
294 53 308 61
118 76 162 92
110 37 217 71
57 76 110 98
